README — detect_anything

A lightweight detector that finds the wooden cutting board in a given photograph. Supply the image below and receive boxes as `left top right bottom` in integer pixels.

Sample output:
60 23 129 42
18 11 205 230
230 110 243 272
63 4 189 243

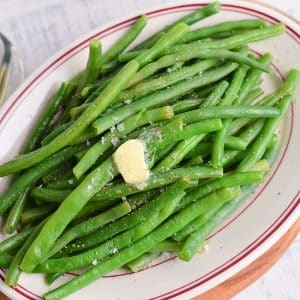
0 218 299 300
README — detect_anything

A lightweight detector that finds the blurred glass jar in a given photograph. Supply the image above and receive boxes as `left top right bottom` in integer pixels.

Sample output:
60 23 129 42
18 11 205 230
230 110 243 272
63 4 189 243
0 33 23 107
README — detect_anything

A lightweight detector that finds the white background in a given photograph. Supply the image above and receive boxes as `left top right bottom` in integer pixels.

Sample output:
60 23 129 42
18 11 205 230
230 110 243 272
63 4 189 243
0 1 299 299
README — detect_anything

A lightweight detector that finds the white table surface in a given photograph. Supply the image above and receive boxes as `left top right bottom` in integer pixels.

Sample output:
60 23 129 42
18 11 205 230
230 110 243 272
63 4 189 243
0 1 299 299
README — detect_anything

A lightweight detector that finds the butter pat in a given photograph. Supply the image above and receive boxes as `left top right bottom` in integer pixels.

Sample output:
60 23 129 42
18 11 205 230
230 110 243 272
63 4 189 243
113 139 149 185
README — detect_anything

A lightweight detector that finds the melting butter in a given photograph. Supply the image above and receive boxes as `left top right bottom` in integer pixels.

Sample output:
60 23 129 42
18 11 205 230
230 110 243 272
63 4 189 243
113 139 149 185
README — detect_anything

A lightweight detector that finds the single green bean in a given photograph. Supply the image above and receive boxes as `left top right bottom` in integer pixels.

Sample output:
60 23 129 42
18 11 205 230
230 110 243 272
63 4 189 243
30 188 71 203
181 19 266 43
127 239 180 272
47 176 81 189
5 220 47 287
175 105 280 124
61 40 102 119
21 205 56 224
0 227 33 254
42 163 74 185
143 119 223 153
23 83 70 152
102 15 147 64
3 188 30 234
0 254 13 268
171 98 205 113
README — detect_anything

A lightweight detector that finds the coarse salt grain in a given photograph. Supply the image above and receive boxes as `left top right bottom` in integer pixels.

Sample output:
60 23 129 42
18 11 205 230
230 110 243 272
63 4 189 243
124 99 132 105
92 259 97 265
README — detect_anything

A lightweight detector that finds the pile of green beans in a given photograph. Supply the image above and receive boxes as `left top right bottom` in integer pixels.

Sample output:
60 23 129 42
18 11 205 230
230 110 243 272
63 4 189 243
0 3 298 299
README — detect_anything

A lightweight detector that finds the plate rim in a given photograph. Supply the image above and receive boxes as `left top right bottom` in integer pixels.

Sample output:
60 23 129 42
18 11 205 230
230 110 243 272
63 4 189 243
0 1 299 299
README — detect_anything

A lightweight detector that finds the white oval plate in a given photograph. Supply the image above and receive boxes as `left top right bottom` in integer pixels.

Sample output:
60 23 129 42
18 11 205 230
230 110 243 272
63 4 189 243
0 1 299 299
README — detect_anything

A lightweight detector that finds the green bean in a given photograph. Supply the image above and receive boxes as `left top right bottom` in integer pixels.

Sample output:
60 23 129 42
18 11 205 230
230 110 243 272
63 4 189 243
24 83 70 152
201 80 229 108
102 15 147 64
0 144 86 215
90 165 222 204
237 95 293 171
42 163 74 185
173 23 285 51
196 83 221 98
211 65 249 167
181 19 266 43
0 254 13 268
43 187 239 300
40 202 131 262
127 252 160 272
261 68 300 106
61 40 102 119
127 239 180 272
47 176 81 189
5 220 47 287
171 98 205 113
242 87 264 105
185 142 212 159
223 135 247 150
175 105 280 124
41 123 70 146
178 171 263 209
186 155 203 167
134 23 189 67
21 205 56 224
173 49 269 72
148 142 178 169
173 208 219 242
20 156 118 272
46 273 61 285
99 59 120 75
131 2 220 51
92 62 239 134
143 119 223 152
37 179 190 273
3 188 30 234
0 227 33 254
116 59 217 102
30 188 71 203
73 106 174 178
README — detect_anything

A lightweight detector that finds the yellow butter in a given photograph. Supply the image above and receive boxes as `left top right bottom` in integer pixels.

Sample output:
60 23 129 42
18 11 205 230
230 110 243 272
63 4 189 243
113 139 149 185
